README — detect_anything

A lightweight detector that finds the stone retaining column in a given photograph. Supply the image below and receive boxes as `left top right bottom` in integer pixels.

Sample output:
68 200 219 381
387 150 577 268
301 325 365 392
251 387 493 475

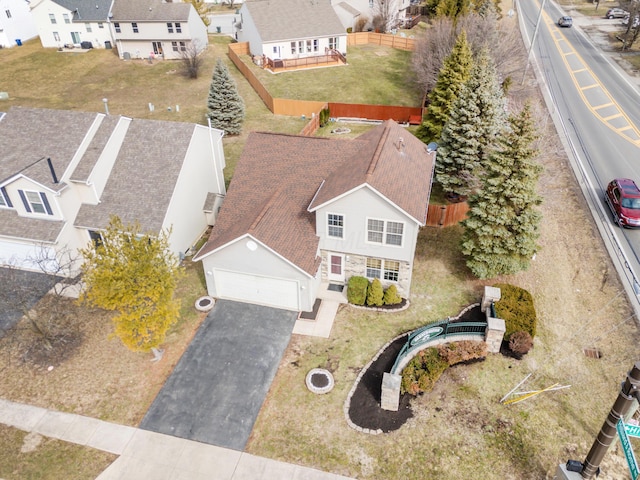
485 316 506 353
481 285 501 312
381 372 401 411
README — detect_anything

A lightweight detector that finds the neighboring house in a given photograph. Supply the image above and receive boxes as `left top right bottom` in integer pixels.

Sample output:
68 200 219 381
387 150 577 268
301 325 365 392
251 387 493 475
237 0 347 61
110 0 208 60
30 0 113 49
194 120 435 312
0 0 38 48
0 106 226 275
330 0 411 31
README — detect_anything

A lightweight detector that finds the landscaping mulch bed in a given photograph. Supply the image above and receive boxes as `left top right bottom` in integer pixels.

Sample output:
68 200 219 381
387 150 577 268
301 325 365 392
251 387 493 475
347 335 413 432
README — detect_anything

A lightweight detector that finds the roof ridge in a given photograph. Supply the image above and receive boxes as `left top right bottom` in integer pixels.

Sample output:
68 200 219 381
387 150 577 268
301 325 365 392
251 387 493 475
248 186 284 232
365 122 391 178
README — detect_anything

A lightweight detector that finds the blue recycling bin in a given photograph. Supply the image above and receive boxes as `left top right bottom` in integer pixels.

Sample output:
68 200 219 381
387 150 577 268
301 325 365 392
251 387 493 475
15 39 22 46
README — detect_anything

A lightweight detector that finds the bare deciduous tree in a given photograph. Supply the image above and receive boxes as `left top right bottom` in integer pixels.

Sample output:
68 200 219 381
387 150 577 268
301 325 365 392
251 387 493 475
180 40 205 79
372 0 400 33
412 12 524 96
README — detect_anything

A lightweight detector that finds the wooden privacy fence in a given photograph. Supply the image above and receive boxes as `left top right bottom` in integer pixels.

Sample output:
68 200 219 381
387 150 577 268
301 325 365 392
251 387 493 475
347 32 415 51
425 202 469 227
328 102 422 124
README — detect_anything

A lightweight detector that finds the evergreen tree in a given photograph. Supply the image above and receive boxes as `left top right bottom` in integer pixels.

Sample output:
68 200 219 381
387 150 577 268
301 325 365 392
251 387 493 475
207 58 245 135
435 48 506 197
416 30 473 143
461 103 543 279
79 216 184 353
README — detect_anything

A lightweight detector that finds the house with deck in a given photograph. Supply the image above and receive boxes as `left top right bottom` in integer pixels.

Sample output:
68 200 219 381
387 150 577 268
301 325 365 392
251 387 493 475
194 120 435 312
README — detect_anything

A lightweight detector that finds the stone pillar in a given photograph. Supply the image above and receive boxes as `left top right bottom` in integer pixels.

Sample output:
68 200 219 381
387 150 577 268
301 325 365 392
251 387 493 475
381 372 401 411
485 316 506 353
481 285 501 313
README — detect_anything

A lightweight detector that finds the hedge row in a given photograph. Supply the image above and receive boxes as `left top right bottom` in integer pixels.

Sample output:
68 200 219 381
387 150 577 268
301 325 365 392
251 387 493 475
347 276 402 307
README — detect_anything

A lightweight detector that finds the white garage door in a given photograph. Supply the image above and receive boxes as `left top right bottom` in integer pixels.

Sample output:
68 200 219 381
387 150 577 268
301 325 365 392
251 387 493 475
214 270 300 311
0 240 59 273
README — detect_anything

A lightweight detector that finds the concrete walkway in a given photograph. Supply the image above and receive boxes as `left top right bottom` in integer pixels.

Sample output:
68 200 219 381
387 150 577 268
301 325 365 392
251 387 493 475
0 398 354 480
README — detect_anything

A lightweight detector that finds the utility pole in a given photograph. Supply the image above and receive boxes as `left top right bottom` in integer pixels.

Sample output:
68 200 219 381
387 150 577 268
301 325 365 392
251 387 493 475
521 0 547 85
581 362 640 478
558 362 640 479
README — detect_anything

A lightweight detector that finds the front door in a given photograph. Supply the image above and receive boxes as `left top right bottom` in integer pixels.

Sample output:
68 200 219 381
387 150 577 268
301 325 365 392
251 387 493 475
328 253 345 283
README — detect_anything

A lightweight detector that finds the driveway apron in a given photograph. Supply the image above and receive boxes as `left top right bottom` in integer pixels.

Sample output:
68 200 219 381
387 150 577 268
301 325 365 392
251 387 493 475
140 299 298 451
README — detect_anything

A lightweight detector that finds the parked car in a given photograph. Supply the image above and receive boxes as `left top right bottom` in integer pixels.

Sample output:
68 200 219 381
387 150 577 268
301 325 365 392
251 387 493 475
606 7 627 18
558 16 573 27
605 178 640 227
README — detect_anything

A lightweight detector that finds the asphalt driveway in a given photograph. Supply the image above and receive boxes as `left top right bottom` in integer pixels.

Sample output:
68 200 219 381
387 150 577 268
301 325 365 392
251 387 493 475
140 299 298 451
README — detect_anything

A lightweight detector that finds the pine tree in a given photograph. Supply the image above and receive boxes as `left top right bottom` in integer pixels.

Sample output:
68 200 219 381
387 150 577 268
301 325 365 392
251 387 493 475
435 49 506 197
461 103 543 279
207 58 245 135
417 30 473 143
79 216 184 353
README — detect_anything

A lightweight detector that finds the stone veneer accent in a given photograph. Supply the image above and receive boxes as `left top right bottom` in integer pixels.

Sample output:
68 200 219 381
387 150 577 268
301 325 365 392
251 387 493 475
320 250 411 296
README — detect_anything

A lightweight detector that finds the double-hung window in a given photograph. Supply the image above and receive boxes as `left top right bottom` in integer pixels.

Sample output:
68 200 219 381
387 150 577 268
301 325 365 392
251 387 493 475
175 23 182 33
367 218 404 246
63 13 70 24
167 22 174 33
86 23 92 33
114 22 121 33
19 190 52 215
329 37 337 50
132 22 139 33
327 214 344 238
366 258 400 282
49 13 56 24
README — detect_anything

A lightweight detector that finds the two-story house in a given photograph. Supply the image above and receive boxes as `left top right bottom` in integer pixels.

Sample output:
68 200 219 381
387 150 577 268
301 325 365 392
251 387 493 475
30 0 113 49
111 0 208 60
193 120 435 312
0 106 226 275
0 0 38 48
237 0 347 61
331 0 411 32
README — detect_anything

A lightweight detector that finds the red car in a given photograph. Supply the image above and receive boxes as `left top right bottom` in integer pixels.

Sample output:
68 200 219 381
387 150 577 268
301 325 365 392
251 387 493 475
605 178 640 227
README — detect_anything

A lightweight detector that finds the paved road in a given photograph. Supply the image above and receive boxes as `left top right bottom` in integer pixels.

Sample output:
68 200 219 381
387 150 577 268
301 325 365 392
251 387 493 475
140 300 298 451
519 0 640 308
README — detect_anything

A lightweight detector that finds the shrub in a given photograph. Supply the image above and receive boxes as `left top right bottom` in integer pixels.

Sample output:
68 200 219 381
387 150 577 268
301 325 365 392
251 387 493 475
509 331 534 358
354 16 368 32
346 27 353 34
347 276 369 305
493 283 537 340
436 341 487 365
383 284 403 305
400 348 448 394
366 278 384 307
319 107 330 127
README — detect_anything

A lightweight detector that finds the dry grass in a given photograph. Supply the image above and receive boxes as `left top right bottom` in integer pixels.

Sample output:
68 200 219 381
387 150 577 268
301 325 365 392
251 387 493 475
0 424 115 480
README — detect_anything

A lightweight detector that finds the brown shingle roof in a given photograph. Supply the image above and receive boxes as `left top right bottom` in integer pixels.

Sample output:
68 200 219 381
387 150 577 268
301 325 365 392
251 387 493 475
195 121 435 274
0 208 64 243
243 0 345 42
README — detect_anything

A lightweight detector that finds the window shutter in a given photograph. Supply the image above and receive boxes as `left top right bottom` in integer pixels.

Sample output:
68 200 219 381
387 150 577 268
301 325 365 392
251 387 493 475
1 187 12 207
18 189 31 212
40 192 53 215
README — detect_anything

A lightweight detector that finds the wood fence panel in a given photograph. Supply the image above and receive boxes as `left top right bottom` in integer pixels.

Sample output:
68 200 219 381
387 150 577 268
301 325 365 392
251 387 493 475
299 113 321 136
328 102 422 123
228 42 274 112
425 202 469 227
273 98 327 117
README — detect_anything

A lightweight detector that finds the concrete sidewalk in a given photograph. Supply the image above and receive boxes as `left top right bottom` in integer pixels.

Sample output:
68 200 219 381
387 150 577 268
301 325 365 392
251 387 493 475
0 398 353 480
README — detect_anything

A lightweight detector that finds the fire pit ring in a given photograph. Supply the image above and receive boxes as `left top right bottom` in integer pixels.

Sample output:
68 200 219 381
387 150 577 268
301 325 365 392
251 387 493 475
305 368 334 394
195 296 215 312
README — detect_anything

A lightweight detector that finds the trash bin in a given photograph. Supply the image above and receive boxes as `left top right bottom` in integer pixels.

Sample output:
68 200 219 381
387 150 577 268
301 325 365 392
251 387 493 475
105 41 112 49
216 26 221 33
15 39 22 46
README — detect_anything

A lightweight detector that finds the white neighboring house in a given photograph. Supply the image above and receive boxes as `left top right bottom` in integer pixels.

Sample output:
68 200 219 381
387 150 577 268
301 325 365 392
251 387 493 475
110 0 208 60
0 0 38 48
237 0 347 61
0 106 226 275
330 0 411 31
194 121 435 313
30 0 113 49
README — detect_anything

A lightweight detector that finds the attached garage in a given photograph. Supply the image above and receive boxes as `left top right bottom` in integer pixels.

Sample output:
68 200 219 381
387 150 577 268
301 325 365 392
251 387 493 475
0 240 59 272
213 269 300 311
